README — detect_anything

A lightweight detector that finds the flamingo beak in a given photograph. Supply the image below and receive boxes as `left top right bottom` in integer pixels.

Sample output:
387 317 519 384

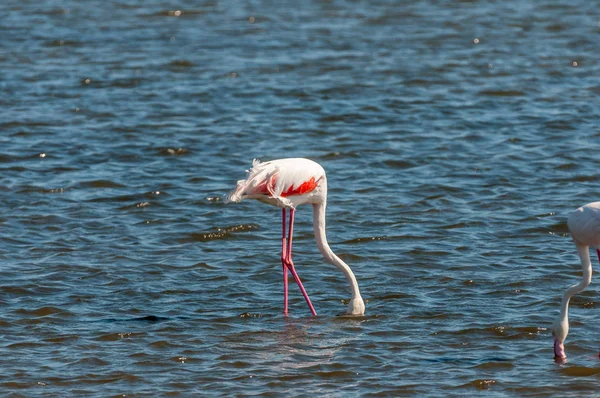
553 337 566 359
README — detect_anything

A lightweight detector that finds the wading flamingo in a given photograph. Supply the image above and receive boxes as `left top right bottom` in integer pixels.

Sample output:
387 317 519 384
552 202 600 359
226 158 365 316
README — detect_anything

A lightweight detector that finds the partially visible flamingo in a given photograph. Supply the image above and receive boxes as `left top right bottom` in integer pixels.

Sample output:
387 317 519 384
552 202 600 359
226 158 365 316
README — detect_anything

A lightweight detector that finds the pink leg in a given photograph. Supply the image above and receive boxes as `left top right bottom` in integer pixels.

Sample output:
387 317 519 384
282 209 288 315
284 209 317 316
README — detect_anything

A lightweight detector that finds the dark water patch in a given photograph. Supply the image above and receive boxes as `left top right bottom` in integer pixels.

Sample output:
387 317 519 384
75 371 143 384
1 381 34 390
410 311 455 320
1 286 34 295
97 315 186 324
545 120 575 131
473 361 513 370
375 292 415 301
319 151 361 160
186 224 260 242
0 121 56 129
131 315 170 322
9 130 32 137
118 201 155 210
435 325 546 339
560 366 600 377
408 247 448 256
77 180 126 189
140 9 206 18
360 105 382 112
438 222 468 230
461 379 497 390
426 356 478 364
159 147 189 156
405 78 444 87
107 78 142 88
545 23 566 32
70 357 111 367
332 313 368 321
383 160 416 169
519 221 568 235
239 312 263 318
479 90 525 97
519 212 559 222
30 244 75 254
341 236 388 244
38 187 66 194
14 306 73 318
313 370 359 379
571 175 600 182
44 335 80 344
555 163 577 170
87 193 145 203
569 298 597 309
95 332 145 341
45 39 81 47
170 355 198 364
319 113 366 123
337 253 365 262
144 190 168 198
79 78 100 87
39 7 70 16
167 59 195 69
149 340 179 349
7 341 48 349
160 262 218 271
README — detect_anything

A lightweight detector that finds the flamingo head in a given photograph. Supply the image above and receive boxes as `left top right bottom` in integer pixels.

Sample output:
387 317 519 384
346 296 365 316
552 316 568 359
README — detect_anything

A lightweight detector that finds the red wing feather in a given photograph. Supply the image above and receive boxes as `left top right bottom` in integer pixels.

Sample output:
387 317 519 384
281 176 318 197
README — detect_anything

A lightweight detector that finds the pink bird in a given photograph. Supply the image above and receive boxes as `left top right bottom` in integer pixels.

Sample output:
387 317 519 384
552 202 600 359
226 158 365 316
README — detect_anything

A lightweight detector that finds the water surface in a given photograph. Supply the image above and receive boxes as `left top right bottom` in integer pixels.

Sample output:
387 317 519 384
1 0 600 396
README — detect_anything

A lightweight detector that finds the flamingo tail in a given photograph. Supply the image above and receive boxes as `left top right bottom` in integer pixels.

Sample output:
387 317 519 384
226 159 294 207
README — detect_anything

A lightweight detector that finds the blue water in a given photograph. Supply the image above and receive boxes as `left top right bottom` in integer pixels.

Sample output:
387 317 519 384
1 0 600 395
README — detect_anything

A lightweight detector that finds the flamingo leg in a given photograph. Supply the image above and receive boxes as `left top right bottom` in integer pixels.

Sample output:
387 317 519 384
284 208 317 316
282 209 288 315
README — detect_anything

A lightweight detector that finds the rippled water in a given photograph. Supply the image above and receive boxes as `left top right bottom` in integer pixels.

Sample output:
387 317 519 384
2 0 600 395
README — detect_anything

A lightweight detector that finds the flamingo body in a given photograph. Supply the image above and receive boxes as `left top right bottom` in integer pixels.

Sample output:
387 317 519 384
228 158 326 209
552 202 600 359
227 158 365 316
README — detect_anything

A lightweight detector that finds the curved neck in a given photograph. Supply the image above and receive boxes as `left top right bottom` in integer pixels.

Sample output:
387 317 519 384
312 202 362 299
559 243 593 320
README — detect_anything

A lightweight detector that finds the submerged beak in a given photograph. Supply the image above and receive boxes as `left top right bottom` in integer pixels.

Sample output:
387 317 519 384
553 337 566 359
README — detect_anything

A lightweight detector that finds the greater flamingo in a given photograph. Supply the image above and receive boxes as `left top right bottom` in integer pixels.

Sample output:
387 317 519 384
226 158 365 316
552 202 600 359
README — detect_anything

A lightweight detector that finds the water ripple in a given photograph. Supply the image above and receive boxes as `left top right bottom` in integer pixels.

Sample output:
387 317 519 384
1 0 600 396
